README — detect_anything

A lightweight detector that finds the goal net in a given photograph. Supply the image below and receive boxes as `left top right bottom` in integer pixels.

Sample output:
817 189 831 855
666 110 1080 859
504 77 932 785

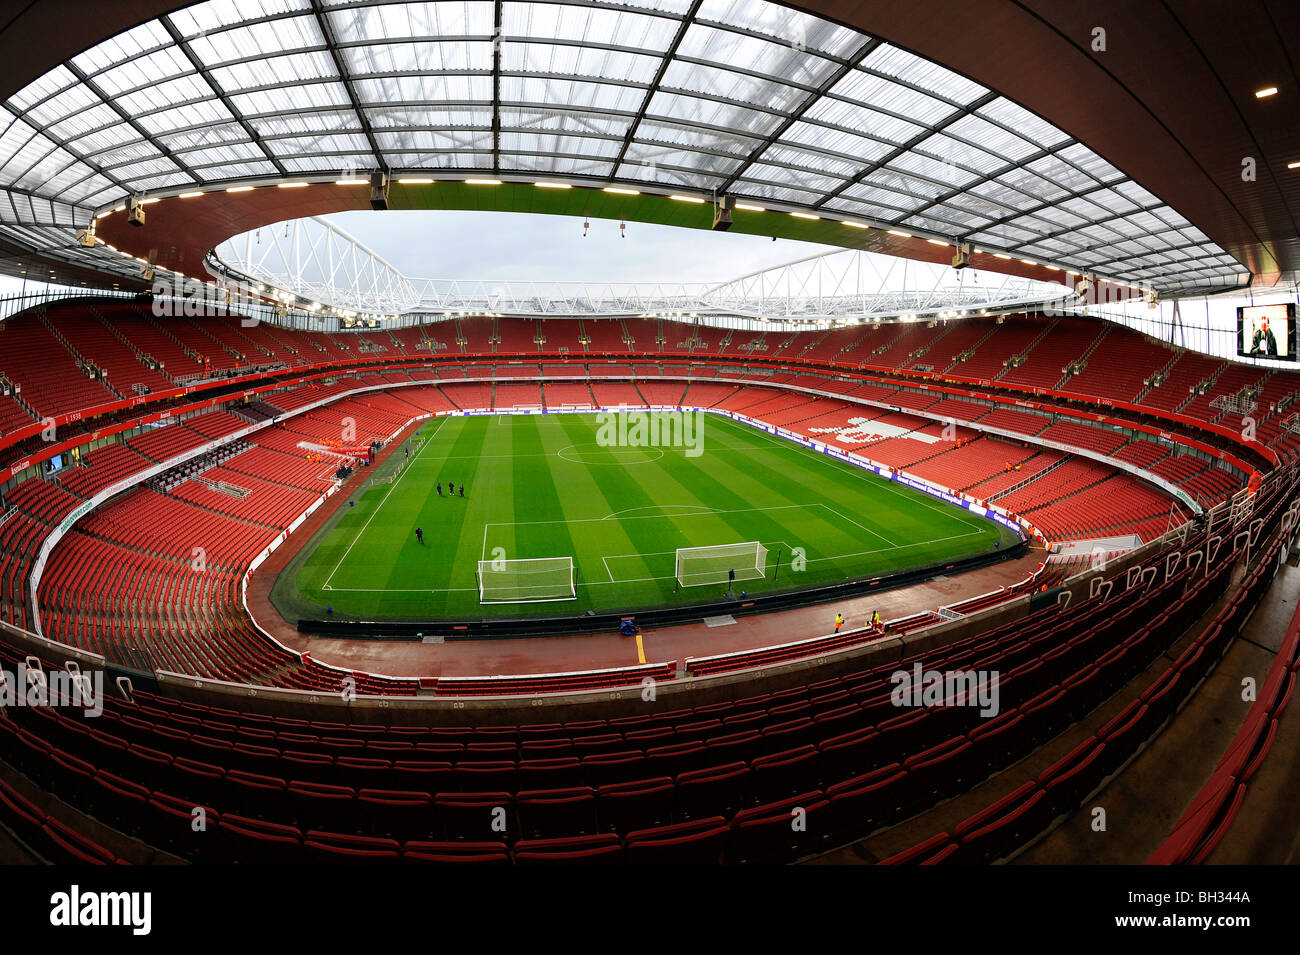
477 556 576 603
675 541 768 588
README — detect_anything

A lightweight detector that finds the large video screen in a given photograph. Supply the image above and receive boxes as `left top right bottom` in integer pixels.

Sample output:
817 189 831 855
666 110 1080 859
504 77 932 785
1237 302 1296 360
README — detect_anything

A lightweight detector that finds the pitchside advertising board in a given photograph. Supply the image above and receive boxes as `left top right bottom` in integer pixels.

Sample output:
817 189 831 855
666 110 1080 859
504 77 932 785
1237 302 1297 361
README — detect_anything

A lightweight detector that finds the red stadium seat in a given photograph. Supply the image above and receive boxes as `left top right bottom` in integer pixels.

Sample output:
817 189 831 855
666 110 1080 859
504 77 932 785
514 833 623 865
675 762 750 821
625 817 730 865
730 792 830 864
515 787 598 840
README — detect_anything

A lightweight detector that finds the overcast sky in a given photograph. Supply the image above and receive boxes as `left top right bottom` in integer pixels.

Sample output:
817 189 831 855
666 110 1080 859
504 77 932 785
0 210 840 299
319 209 839 284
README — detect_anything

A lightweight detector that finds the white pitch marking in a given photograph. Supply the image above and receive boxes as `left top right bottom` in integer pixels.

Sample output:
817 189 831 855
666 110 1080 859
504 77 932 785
323 416 449 588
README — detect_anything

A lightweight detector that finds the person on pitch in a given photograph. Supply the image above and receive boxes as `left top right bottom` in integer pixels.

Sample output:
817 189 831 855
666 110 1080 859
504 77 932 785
436 481 442 496
415 527 424 545
459 483 465 498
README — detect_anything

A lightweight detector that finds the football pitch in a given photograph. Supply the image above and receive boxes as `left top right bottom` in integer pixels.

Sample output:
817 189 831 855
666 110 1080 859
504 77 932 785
285 411 1021 621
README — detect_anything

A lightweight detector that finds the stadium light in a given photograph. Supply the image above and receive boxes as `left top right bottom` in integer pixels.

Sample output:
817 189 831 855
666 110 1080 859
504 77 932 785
840 220 869 229
735 203 765 212
790 211 819 220
178 191 204 198
887 230 911 238
277 182 309 189
603 187 639 195
671 194 706 203
466 178 502 185
535 181 571 189
1255 87 1278 98
226 185 254 193
397 177 434 184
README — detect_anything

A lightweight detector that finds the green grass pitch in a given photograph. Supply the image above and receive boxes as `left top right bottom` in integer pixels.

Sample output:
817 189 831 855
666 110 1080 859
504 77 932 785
285 412 1021 621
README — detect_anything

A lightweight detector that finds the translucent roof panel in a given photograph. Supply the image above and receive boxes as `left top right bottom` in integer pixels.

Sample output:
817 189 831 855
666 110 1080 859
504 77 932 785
0 0 1242 291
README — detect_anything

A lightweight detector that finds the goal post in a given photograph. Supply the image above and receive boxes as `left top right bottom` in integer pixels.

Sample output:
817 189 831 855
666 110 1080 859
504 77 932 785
675 541 768 588
477 556 576 604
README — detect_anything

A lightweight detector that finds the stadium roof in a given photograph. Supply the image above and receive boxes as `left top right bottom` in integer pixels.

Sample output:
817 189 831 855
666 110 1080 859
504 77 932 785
0 0 1295 297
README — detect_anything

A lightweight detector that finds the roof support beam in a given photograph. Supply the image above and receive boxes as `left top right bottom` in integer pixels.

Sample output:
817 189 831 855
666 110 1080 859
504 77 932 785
158 16 288 178
717 36 882 195
308 0 384 171
492 0 503 174
609 0 703 182
812 90 1000 220
60 62 201 192
905 141 1074 223
0 103 138 203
